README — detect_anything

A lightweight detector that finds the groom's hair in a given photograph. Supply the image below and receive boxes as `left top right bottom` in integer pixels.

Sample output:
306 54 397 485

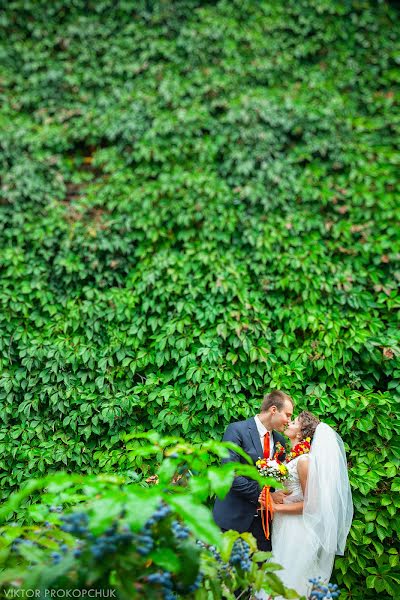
261 390 293 412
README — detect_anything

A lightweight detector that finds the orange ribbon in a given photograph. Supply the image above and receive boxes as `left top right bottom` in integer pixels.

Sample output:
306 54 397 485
260 485 274 539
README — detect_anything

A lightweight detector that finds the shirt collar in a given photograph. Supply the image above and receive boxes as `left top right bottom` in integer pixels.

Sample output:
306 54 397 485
254 415 271 437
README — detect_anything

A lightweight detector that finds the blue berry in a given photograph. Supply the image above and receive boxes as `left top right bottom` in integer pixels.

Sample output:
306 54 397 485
60 512 89 537
51 551 62 565
229 538 251 572
187 572 204 592
309 579 341 600
171 520 189 541
147 571 175 598
145 503 171 528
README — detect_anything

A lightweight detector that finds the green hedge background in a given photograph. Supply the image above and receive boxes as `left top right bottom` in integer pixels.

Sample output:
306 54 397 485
1 1 399 597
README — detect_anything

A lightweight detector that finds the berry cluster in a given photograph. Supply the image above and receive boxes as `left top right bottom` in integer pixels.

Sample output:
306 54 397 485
171 520 189 541
139 503 171 557
196 541 232 577
73 540 84 558
204 543 223 563
91 523 133 560
141 505 201 597
145 504 189 543
59 512 134 563
11 538 35 552
309 578 340 599
11 532 70 566
136 528 154 556
144 503 171 527
56 504 175 565
147 572 176 600
60 512 89 536
10 503 202 599
187 572 204 593
51 543 69 565
229 538 251 572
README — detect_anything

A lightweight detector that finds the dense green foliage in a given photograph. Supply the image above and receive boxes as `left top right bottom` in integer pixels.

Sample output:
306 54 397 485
0 0 399 597
0 438 295 599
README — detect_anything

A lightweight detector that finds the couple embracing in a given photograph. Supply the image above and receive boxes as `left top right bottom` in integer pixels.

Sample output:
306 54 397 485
213 390 353 598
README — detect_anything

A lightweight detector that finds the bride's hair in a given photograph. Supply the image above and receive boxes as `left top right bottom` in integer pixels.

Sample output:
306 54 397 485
298 411 320 441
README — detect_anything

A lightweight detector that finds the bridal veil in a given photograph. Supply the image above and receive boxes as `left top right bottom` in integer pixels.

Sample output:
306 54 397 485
264 422 353 599
303 422 353 556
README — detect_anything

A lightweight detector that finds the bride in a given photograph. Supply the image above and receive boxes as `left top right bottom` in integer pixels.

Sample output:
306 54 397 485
262 411 353 599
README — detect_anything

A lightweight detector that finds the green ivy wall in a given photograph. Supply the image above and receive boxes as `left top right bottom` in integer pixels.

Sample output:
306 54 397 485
0 1 399 597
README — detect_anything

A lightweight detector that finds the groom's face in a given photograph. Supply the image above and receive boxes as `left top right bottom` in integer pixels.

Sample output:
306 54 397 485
270 400 293 432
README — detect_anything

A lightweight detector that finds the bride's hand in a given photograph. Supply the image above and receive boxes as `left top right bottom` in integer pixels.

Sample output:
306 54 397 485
270 490 286 504
272 499 283 512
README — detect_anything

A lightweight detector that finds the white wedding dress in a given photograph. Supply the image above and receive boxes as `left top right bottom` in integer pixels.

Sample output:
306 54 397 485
271 455 334 598
256 424 353 600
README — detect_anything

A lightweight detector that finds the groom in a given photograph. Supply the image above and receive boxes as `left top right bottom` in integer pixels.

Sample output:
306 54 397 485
213 390 293 551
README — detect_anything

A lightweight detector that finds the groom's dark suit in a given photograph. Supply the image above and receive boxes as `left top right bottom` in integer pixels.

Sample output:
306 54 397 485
213 417 287 551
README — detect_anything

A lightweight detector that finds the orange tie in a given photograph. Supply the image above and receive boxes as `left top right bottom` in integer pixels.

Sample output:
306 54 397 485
263 431 270 459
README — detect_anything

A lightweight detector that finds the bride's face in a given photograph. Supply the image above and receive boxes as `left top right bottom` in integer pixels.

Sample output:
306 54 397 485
285 416 302 441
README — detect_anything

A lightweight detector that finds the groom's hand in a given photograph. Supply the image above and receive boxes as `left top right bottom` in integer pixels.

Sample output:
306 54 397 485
270 490 286 504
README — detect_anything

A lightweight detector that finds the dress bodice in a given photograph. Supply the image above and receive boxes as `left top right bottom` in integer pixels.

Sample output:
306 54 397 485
283 455 308 503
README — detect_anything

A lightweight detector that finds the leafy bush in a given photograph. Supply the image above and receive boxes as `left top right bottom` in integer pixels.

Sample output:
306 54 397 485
0 438 295 599
0 1 399 598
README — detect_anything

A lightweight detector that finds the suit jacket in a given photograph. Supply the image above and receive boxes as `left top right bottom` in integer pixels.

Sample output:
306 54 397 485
213 417 287 532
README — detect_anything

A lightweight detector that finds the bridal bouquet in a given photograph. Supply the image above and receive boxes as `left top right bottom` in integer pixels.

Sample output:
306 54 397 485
255 457 289 483
256 455 289 540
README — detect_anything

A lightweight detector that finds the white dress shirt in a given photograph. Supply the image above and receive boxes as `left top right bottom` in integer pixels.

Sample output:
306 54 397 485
254 415 274 459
